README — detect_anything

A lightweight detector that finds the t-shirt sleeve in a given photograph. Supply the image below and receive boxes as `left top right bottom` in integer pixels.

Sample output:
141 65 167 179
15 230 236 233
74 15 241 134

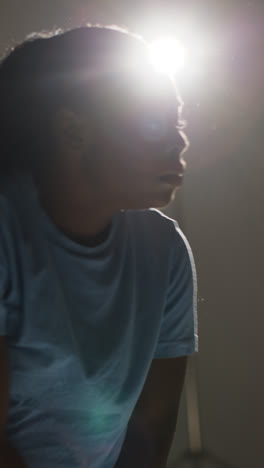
153 220 198 358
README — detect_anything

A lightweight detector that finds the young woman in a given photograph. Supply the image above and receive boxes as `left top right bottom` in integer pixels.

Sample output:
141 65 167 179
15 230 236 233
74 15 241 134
0 25 198 468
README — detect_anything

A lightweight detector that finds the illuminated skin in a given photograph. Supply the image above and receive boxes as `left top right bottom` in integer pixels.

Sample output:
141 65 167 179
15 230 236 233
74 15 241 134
34 70 189 246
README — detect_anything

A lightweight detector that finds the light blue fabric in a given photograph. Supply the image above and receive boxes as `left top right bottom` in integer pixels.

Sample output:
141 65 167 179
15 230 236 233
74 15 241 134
0 170 198 468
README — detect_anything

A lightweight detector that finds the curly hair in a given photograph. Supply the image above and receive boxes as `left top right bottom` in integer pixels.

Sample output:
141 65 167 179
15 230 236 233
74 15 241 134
0 24 150 176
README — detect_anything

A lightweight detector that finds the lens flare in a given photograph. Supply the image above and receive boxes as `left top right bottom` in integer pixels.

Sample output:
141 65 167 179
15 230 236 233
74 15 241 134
149 37 185 76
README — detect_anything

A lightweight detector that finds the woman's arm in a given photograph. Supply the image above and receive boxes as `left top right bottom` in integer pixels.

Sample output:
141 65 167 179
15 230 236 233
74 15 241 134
0 336 28 467
0 439 28 468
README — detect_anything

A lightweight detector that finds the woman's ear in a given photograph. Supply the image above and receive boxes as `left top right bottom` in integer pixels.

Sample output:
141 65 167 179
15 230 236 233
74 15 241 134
52 108 86 151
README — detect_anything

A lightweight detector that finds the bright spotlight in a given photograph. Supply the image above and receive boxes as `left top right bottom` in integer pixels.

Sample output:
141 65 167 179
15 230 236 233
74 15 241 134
149 37 185 76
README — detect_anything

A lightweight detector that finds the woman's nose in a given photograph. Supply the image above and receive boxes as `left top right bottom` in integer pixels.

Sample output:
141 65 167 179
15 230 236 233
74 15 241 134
169 129 189 155
166 130 189 157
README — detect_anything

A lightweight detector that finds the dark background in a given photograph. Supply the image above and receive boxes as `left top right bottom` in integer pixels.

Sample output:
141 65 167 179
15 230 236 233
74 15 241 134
1 1 263 467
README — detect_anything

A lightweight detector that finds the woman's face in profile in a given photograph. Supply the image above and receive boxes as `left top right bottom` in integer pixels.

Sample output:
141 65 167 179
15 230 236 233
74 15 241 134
82 69 189 210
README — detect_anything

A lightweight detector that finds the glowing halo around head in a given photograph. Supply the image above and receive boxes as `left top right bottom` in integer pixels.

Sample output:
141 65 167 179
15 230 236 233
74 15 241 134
148 37 185 76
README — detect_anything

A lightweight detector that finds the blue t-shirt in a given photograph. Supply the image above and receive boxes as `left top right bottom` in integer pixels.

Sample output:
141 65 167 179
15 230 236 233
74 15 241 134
0 170 198 468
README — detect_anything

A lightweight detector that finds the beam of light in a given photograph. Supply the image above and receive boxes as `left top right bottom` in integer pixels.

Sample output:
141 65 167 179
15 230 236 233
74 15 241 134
148 37 185 76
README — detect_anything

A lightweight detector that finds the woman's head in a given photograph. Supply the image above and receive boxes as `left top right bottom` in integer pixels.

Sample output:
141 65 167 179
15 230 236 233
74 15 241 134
0 24 188 211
